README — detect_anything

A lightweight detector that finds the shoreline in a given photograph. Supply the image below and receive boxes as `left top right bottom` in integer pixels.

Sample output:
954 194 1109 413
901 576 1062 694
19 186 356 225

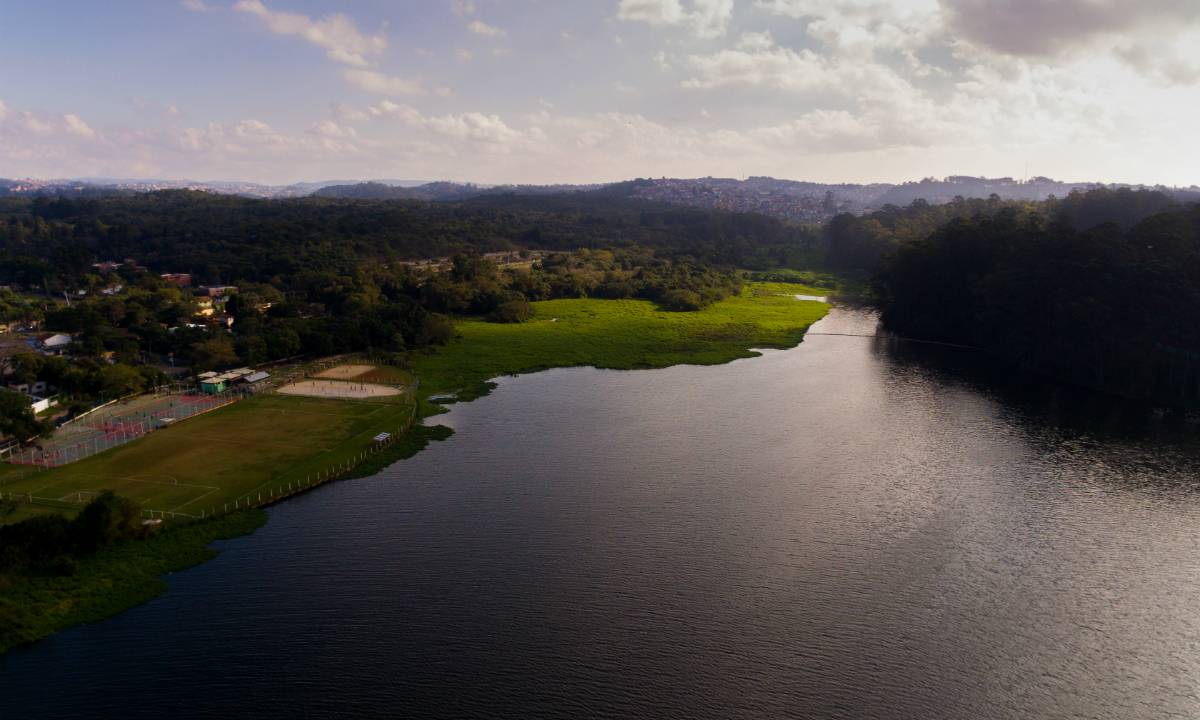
0 284 832 655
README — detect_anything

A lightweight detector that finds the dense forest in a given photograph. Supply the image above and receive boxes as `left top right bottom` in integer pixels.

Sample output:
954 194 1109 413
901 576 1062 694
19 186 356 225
0 190 818 288
0 192 778 439
873 199 1200 408
1 184 1197 423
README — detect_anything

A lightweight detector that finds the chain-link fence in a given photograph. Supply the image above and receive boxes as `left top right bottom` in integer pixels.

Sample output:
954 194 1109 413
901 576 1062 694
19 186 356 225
6 387 246 468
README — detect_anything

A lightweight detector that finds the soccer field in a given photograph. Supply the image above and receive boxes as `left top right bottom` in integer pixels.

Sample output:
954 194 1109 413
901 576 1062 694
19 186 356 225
0 393 415 518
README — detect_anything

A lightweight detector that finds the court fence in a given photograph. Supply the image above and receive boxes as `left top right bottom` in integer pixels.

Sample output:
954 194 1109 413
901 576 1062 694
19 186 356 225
0 400 420 522
5 385 247 469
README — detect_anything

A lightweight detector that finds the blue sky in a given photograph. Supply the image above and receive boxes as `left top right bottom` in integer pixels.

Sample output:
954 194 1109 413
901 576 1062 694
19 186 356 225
2 0 1199 185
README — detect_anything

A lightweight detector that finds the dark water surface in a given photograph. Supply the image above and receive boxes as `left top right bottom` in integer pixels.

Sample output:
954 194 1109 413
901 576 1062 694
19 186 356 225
6 307 1200 719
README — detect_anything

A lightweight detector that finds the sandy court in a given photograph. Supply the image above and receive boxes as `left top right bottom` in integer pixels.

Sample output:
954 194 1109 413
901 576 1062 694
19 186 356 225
277 378 401 399
314 364 374 380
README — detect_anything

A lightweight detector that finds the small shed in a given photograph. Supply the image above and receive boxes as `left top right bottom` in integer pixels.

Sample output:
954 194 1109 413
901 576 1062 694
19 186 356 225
200 377 227 395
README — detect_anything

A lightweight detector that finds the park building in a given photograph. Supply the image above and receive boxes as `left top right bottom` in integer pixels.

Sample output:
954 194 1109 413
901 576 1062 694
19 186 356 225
198 367 268 394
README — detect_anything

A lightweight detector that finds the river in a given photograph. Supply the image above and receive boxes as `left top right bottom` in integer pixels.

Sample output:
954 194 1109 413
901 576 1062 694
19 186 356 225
5 306 1200 719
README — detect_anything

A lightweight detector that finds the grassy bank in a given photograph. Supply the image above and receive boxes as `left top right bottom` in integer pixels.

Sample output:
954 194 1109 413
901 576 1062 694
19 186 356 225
0 393 415 518
0 281 831 654
413 282 831 401
0 510 266 654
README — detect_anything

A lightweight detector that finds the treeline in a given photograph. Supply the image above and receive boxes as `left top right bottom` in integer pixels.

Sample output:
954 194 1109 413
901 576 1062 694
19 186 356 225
0 190 818 290
0 492 145 576
873 203 1200 407
823 187 1181 272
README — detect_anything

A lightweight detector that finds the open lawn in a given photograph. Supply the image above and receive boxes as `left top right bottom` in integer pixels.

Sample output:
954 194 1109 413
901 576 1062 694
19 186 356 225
413 281 831 400
0 393 414 520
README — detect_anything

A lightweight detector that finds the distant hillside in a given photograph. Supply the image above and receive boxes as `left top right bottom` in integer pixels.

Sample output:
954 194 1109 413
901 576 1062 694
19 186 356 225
312 181 606 201
7 175 1198 222
312 181 489 201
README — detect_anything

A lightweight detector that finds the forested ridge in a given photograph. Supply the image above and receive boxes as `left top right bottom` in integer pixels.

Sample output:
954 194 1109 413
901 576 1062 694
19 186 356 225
872 195 1200 408
0 190 818 286
2 185 1198 412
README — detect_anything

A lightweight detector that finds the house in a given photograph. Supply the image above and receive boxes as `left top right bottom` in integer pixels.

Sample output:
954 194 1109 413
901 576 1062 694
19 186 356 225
161 273 192 287
8 380 50 396
199 377 227 394
242 370 270 385
38 333 71 354
92 261 123 273
100 284 124 296
29 395 57 414
202 285 238 297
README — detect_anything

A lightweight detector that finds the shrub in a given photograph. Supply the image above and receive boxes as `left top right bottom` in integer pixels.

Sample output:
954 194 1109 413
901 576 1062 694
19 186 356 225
489 300 533 323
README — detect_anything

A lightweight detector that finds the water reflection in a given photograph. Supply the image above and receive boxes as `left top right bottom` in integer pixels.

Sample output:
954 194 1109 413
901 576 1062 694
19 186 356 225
4 306 1200 720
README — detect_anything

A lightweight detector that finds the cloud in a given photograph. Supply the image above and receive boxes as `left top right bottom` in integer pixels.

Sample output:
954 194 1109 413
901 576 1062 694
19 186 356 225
455 48 474 62
20 113 54 137
344 69 424 96
233 0 387 68
0 100 8 121
683 31 829 92
941 0 1200 58
311 120 357 139
468 19 505 37
451 0 476 17
63 114 97 139
369 100 523 146
181 0 213 12
331 102 368 121
616 0 734 39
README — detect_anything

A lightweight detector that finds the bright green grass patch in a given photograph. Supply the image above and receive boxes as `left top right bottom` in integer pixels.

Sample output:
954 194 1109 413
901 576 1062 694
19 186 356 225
0 510 266 654
0 393 414 521
413 281 831 401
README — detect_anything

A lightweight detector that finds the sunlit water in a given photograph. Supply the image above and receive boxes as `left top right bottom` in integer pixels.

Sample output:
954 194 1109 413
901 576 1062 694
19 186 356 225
6 307 1200 719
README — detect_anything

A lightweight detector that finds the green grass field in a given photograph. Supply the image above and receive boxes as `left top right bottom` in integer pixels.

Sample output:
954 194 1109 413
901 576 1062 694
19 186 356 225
413 281 831 400
1 283 825 521
0 393 414 518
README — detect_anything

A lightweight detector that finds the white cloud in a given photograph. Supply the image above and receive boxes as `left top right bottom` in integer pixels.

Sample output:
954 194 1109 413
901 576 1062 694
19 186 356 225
165 104 181 116
683 31 830 92
344 69 424 96
617 0 734 39
233 0 386 68
311 120 357 138
0 100 8 121
455 48 474 62
468 19 505 37
451 0 477 17
331 102 368 121
63 114 97 139
370 100 524 147
20 113 53 137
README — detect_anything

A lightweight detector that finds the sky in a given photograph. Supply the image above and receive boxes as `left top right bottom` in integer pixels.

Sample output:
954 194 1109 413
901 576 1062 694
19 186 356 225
2 0 1200 186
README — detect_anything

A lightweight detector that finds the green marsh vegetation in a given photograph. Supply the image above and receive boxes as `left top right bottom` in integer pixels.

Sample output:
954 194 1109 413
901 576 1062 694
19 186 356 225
413 281 832 402
0 501 266 653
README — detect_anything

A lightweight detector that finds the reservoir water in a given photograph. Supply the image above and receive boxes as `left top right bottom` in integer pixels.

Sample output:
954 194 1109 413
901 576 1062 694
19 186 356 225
6 306 1200 719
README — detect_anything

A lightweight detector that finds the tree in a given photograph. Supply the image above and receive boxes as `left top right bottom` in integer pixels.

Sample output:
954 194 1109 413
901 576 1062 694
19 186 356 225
489 299 533 323
98 364 146 399
71 491 143 553
0 389 50 443
190 334 239 370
